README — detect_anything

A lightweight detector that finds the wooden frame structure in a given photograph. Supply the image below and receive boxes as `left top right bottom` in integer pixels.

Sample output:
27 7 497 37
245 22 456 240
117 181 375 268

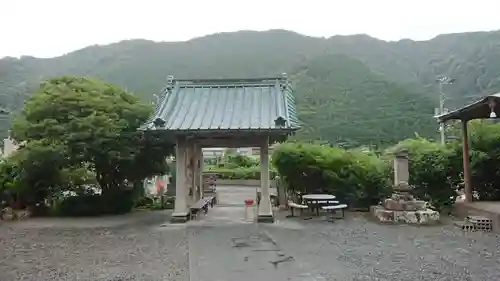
436 93 500 203
140 74 300 222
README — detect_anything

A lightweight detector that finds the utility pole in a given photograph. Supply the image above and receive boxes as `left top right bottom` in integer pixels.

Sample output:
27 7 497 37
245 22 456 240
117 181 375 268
436 77 455 145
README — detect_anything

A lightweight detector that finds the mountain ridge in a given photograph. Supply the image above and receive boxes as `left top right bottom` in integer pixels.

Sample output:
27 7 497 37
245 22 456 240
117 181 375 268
4 28 500 60
2 29 500 145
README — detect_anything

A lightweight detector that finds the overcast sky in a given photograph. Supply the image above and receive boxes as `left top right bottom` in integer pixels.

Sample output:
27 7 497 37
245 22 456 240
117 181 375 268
1 0 500 58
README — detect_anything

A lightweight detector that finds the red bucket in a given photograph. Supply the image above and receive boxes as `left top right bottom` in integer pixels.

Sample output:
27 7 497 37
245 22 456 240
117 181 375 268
244 199 254 206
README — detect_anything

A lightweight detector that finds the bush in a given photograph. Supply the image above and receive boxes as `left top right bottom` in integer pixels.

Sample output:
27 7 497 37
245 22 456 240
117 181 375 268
272 143 391 209
134 196 154 208
223 154 259 168
464 121 500 200
387 138 459 212
205 166 278 180
55 188 135 216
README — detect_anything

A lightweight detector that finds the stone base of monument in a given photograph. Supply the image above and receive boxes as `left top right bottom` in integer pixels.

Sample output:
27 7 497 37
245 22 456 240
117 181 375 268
371 182 441 225
370 205 440 225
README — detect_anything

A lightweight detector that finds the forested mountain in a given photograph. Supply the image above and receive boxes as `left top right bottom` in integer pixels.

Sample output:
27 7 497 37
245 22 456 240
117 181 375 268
1 29 500 145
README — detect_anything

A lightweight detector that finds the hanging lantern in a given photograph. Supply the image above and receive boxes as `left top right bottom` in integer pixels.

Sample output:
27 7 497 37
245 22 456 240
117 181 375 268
488 98 497 118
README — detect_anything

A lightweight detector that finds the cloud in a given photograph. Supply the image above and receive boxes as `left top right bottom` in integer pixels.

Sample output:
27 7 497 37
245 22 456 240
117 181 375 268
1 0 500 58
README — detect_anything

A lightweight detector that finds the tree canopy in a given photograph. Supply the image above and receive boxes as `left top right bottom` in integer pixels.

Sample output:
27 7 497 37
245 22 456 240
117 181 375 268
5 76 173 203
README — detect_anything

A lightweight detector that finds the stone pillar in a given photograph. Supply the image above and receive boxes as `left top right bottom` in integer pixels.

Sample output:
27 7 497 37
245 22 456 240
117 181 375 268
257 137 274 223
394 149 409 185
384 149 426 211
171 139 189 223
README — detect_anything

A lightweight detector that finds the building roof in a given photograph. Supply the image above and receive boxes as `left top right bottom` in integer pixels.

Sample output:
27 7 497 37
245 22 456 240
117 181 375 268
140 75 300 135
436 93 500 123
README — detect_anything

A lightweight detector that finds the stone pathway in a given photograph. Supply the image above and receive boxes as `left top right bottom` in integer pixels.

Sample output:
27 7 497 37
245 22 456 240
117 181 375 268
188 224 324 281
186 185 324 280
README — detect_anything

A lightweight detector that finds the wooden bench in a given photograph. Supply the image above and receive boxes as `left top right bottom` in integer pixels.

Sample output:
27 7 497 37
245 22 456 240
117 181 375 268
190 198 211 220
288 202 309 217
205 195 217 207
322 204 348 219
189 196 218 220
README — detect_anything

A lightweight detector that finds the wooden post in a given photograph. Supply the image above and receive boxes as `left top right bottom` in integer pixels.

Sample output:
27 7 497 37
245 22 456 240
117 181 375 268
159 180 165 209
257 136 274 223
462 120 473 203
171 138 189 223
190 143 198 203
192 143 202 202
198 145 204 199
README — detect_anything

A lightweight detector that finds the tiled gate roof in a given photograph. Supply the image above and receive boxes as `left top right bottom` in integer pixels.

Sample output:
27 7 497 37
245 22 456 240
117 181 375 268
140 75 300 135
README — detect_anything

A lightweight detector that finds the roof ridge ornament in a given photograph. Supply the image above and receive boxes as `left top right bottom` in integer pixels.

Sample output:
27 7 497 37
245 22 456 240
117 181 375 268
153 118 166 128
280 73 289 91
166 75 175 91
488 97 497 118
274 116 287 127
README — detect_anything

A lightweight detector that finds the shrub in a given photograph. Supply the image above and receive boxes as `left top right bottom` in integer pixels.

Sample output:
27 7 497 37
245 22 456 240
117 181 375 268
134 196 154 208
272 143 391 209
224 154 259 168
55 188 135 216
465 121 500 200
205 166 277 180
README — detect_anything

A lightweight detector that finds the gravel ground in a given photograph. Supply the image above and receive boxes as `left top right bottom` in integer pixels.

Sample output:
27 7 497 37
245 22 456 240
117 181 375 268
1 198 500 281
0 211 189 281
264 213 500 281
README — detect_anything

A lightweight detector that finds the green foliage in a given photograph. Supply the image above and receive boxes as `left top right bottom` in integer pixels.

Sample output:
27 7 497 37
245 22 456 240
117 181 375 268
55 189 135 217
1 76 174 215
0 140 67 207
134 196 154 208
388 138 459 212
220 153 259 169
292 55 437 146
206 166 277 180
11 76 173 193
447 120 500 200
272 142 391 208
206 152 271 180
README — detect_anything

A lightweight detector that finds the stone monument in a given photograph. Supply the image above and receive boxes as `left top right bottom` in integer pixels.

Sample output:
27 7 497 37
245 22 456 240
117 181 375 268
371 149 440 225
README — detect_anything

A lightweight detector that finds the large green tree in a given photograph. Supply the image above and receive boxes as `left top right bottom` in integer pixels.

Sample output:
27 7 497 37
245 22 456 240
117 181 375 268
11 76 173 192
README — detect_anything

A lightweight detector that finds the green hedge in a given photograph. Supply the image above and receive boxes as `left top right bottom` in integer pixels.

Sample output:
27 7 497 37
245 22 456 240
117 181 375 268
55 188 135 216
205 166 278 180
272 143 391 209
462 121 500 201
